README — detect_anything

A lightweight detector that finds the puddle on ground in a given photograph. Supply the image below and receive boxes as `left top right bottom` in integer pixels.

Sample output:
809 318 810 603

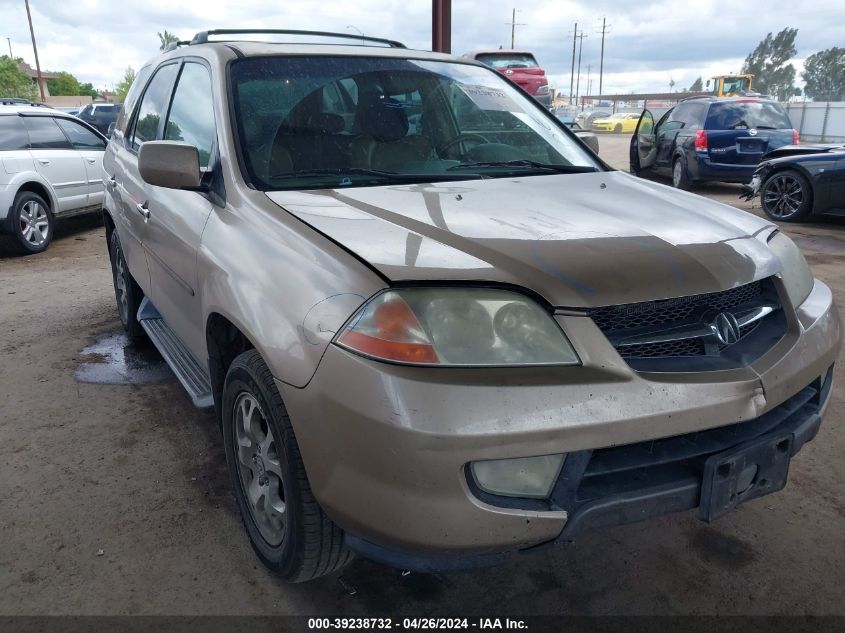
75 331 173 385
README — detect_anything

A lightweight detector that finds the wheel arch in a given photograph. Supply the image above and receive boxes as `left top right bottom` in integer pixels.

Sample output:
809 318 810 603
206 312 258 421
13 179 57 214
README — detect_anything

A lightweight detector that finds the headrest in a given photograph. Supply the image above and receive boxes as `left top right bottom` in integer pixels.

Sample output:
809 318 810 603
358 97 409 142
306 112 345 134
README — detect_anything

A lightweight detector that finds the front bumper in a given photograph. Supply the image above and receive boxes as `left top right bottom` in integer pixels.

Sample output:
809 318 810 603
278 279 840 566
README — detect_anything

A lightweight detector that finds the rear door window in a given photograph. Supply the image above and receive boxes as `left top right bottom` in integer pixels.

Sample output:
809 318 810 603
705 102 792 130
23 117 73 150
0 116 29 150
115 65 152 135
129 63 180 151
55 118 106 150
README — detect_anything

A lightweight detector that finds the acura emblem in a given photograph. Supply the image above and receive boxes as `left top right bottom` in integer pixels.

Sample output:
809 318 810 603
713 312 741 345
505 69 514 75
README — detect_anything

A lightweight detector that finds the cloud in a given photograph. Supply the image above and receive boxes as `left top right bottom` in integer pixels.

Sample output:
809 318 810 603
0 0 840 94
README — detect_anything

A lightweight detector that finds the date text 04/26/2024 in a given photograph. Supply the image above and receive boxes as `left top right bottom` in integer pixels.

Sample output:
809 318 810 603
307 618 528 630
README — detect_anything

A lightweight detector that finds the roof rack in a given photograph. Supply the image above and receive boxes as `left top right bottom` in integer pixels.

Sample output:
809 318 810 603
187 29 406 49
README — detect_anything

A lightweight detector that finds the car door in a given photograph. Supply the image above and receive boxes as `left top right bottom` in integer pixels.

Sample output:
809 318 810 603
654 105 687 169
143 60 218 359
22 115 88 214
630 109 657 173
115 63 179 295
54 117 107 207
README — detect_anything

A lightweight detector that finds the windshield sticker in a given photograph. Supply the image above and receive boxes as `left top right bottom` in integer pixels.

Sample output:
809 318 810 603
458 84 523 113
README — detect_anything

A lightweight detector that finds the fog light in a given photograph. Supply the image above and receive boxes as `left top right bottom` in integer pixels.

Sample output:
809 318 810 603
471 454 565 499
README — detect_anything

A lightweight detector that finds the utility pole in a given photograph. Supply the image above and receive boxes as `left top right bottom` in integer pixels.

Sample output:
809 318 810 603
6 37 12 58
596 17 610 99
432 0 451 53
505 8 525 49
574 32 587 110
586 64 591 106
569 23 578 105
24 0 45 101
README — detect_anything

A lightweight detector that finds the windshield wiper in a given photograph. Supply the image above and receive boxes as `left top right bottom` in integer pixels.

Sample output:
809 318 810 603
448 160 598 174
270 168 485 183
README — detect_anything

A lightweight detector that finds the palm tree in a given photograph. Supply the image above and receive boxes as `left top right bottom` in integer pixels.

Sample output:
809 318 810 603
158 30 180 51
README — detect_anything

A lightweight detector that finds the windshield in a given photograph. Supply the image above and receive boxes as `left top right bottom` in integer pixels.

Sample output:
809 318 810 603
230 56 599 190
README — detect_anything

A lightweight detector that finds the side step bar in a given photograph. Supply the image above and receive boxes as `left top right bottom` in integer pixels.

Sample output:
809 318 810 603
137 298 214 409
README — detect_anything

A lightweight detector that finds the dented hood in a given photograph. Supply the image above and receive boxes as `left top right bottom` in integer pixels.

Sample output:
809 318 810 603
265 171 781 308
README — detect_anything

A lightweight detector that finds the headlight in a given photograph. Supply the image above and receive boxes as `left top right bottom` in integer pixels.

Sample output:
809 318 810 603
335 288 580 366
767 231 814 308
471 454 565 498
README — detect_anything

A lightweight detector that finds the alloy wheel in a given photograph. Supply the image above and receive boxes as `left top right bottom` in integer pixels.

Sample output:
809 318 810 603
19 201 49 247
763 174 804 218
672 160 683 188
233 392 287 546
114 249 130 324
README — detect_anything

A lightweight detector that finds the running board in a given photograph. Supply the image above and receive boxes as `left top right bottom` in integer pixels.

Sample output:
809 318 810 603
137 298 214 409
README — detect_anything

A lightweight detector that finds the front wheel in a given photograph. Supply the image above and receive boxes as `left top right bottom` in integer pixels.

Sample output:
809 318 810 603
761 169 812 222
222 350 352 582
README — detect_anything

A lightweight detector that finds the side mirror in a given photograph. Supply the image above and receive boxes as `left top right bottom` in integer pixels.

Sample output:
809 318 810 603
138 141 202 190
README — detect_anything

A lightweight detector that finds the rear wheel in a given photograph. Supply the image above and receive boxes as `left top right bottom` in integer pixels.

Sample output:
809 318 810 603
761 169 812 222
1 191 54 255
108 230 145 339
222 350 352 582
672 157 692 190
614 123 622 133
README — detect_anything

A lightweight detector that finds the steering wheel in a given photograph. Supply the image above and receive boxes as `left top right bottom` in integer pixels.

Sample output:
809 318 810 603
437 133 489 157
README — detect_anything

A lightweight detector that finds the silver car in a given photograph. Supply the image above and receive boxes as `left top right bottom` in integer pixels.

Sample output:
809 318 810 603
102 29 841 582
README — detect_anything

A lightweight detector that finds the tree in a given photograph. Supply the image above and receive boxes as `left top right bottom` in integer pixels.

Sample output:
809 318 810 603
802 47 844 101
158 30 179 51
742 28 798 101
115 66 136 103
47 71 82 96
0 55 37 100
78 82 99 99
688 76 703 92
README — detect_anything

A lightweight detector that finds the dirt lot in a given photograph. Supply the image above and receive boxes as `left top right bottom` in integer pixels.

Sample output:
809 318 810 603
1 134 844 616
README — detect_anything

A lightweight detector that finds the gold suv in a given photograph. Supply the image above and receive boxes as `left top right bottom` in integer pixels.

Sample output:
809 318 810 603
102 29 840 582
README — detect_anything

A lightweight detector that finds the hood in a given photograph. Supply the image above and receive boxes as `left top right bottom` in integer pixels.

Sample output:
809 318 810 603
266 171 781 308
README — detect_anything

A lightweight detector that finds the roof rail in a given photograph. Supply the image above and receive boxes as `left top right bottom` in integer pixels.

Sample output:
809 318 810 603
188 29 406 49
163 40 191 53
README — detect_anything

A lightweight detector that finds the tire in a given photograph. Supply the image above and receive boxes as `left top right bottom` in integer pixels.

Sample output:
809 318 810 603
614 124 622 133
1 191 54 255
672 157 692 190
222 350 352 582
108 230 145 339
760 169 812 222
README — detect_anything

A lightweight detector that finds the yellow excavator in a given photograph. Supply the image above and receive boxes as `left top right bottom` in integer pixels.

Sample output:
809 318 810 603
708 74 754 97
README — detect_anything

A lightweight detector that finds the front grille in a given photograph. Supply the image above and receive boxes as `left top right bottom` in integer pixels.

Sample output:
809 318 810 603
589 280 763 334
587 279 783 367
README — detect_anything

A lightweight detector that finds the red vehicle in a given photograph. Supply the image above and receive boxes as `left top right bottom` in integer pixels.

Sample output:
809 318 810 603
463 50 551 107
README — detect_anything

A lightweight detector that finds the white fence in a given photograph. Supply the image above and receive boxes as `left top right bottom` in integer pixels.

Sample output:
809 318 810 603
784 101 845 143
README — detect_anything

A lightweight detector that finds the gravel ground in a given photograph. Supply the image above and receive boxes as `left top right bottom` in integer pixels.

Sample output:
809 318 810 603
0 134 843 616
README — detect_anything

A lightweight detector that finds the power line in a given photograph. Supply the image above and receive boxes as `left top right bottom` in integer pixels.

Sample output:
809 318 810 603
505 8 525 49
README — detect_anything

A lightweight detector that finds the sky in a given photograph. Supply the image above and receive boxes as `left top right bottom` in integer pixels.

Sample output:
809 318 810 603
1 0 842 97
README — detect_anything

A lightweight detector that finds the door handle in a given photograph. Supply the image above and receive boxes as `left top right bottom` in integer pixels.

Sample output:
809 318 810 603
86 158 97 164
135 201 150 220
106 174 117 190
37 158 50 165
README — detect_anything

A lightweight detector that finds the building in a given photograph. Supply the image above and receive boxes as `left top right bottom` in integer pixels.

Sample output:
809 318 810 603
17 60 59 98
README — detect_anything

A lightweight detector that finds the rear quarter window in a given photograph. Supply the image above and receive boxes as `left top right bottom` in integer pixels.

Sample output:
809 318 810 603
0 116 28 150
705 101 792 130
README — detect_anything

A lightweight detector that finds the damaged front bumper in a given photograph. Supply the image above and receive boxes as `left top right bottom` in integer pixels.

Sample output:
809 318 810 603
740 172 764 201
278 279 840 571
